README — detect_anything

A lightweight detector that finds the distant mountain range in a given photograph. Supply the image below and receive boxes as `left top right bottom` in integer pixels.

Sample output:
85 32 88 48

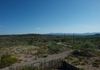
47 32 100 36
0 32 100 37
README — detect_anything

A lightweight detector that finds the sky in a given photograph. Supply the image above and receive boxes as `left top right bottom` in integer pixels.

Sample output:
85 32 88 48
0 0 100 34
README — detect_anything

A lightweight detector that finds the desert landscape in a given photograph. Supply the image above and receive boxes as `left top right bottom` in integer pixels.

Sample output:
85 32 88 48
0 34 100 70
0 0 100 70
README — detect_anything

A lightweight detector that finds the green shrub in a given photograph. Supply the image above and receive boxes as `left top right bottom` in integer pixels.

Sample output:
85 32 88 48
47 43 61 54
92 59 100 67
79 68 84 70
20 66 34 70
72 49 93 57
0 54 18 68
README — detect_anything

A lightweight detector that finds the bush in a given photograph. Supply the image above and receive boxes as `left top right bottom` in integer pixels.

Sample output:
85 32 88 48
80 41 96 51
20 66 34 70
0 54 18 68
92 59 100 67
47 42 62 54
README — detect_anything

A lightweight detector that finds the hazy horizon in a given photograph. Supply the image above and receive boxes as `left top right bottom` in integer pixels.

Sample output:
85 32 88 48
0 0 100 34
0 31 100 35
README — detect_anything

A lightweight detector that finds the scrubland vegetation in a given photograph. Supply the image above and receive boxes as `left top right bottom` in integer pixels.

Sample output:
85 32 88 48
0 34 100 70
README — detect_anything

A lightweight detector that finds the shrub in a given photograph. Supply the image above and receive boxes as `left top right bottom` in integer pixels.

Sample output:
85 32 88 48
72 49 93 57
80 41 96 51
47 42 62 54
20 66 34 70
92 59 100 67
0 54 18 68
